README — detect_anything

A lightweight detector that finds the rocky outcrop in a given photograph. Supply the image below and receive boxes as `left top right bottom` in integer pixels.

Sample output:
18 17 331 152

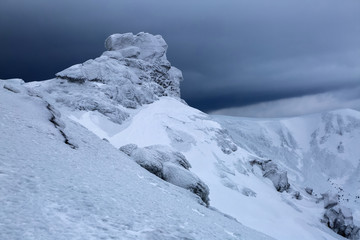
120 144 209 206
293 191 302 200
55 33 182 113
321 192 339 209
305 187 313 195
322 206 360 239
250 159 290 192
214 129 238 154
26 33 184 125
318 192 360 239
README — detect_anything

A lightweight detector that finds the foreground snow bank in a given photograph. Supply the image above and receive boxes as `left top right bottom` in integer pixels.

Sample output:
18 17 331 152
0 80 273 240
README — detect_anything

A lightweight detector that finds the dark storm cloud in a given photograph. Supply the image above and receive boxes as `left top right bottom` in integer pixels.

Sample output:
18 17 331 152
0 0 359 112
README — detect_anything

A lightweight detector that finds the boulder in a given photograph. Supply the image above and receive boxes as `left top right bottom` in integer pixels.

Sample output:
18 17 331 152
323 206 360 239
119 144 209 205
322 192 339 209
163 162 209 205
305 187 313 195
293 191 302 200
250 159 290 192
242 187 257 197
104 32 168 63
119 143 138 156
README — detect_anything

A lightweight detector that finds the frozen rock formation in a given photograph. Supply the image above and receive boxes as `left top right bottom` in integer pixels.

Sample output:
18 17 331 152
322 192 339 209
2 78 25 94
30 32 183 125
104 33 168 62
214 129 238 154
56 32 182 100
250 159 290 192
322 206 360 239
293 191 302 200
305 187 313 195
120 144 210 205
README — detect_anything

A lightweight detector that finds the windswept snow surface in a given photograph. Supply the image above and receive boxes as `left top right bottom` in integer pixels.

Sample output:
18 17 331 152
0 81 273 240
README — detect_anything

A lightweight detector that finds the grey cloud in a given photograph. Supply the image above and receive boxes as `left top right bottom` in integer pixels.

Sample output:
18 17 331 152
0 0 359 113
210 85 360 118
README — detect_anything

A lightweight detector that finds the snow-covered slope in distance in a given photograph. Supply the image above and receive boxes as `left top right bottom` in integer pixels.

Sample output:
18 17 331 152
0 80 272 240
214 109 360 222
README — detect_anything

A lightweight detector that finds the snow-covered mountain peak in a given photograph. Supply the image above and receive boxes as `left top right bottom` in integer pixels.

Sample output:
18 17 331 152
29 33 184 125
104 32 168 63
53 32 182 107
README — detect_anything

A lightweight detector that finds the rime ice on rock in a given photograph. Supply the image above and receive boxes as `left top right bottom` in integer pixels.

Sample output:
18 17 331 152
250 159 290 192
53 32 183 123
321 192 339 209
104 33 168 63
322 206 360 239
120 144 209 206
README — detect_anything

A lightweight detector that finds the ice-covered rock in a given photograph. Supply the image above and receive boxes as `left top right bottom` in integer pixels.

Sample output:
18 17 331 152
242 187 257 197
104 32 168 63
162 162 210 205
293 191 302 200
1 78 25 94
322 192 339 209
250 159 290 192
119 143 138 156
214 129 238 154
31 32 183 126
305 187 313 195
322 206 360 239
119 144 209 205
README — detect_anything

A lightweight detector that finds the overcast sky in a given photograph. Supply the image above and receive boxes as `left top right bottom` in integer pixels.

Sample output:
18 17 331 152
1 0 359 116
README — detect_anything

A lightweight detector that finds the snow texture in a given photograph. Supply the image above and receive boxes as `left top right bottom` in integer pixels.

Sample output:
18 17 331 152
0 79 272 240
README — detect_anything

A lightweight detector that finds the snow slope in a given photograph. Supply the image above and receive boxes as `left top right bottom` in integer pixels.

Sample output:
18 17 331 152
0 80 272 240
214 110 360 213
